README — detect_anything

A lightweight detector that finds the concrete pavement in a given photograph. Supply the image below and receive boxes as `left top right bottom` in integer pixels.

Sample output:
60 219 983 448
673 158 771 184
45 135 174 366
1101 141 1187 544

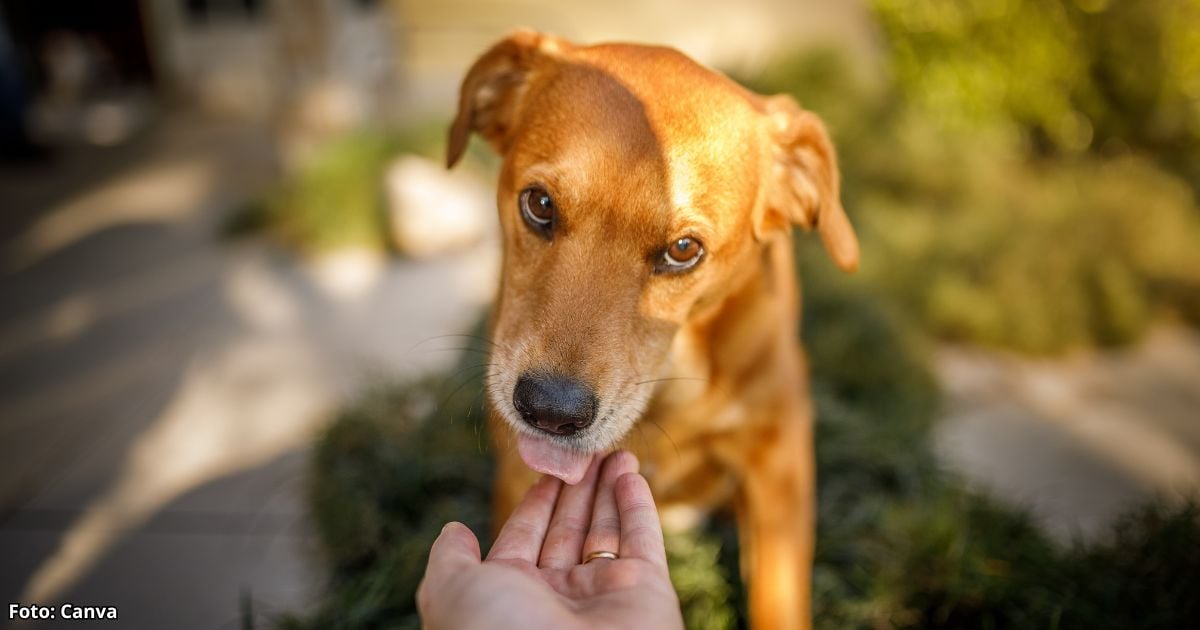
0 115 497 629
935 326 1200 543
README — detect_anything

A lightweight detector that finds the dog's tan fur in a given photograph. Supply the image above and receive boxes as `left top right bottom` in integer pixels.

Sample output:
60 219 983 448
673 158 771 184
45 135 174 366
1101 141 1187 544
448 31 859 630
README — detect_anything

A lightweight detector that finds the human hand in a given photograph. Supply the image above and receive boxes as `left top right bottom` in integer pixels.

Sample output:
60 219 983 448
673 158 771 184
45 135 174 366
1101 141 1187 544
416 451 683 630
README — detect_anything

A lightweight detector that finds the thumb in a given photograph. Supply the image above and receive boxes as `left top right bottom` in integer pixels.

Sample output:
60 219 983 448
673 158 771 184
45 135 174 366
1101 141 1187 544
420 522 482 599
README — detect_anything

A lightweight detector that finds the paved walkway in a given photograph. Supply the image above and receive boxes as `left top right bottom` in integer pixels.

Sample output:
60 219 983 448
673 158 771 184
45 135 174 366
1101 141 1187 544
935 326 1200 543
0 116 496 629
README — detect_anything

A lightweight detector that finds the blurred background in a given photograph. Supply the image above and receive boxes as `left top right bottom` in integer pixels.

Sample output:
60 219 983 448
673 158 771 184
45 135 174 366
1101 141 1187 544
1 0 1198 628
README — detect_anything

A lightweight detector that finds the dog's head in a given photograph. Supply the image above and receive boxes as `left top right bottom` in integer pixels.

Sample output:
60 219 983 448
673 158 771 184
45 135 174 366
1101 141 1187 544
448 31 858 483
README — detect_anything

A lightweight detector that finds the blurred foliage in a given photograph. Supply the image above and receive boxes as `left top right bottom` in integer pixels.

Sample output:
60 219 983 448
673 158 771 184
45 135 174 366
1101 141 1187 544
873 0 1200 184
222 122 448 253
273 262 1199 630
739 15 1200 354
862 152 1200 351
666 529 738 630
274 365 495 630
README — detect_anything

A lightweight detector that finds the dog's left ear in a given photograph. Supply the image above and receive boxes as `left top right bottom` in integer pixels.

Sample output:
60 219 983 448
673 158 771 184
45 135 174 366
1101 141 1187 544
756 95 859 272
447 29 564 168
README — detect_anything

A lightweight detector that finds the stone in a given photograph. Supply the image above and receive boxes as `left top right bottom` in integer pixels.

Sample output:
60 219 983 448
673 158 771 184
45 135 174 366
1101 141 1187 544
384 155 491 258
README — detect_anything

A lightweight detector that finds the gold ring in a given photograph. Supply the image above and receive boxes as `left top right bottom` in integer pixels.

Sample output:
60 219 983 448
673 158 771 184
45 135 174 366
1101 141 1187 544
584 550 618 563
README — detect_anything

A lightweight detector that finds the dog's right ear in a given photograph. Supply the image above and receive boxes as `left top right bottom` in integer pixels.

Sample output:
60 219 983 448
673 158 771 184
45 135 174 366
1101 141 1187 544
447 30 562 168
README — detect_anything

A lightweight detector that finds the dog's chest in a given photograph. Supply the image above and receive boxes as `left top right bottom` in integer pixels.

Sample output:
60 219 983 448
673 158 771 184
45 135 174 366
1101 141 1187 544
622 400 750 525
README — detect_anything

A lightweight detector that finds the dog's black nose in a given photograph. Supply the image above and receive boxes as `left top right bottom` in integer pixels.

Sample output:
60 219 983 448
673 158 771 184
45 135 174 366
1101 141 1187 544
512 373 598 436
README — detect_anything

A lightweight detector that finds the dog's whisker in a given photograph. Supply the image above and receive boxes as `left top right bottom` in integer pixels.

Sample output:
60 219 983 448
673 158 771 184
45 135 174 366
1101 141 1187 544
434 369 489 403
407 333 507 354
472 407 483 453
498 428 519 458
464 387 491 454
435 362 491 388
419 346 493 356
435 364 494 417
645 419 681 462
633 420 649 457
633 376 712 387
636 374 738 402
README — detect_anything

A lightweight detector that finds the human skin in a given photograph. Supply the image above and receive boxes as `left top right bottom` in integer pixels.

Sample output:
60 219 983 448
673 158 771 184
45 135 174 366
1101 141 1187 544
416 451 684 630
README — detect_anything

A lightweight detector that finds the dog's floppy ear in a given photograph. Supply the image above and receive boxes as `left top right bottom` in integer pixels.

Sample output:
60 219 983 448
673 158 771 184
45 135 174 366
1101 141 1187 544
757 95 859 272
447 30 562 168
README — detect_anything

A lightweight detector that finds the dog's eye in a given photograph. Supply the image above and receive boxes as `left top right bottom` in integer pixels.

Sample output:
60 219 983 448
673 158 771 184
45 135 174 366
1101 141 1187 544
519 186 555 236
657 237 704 273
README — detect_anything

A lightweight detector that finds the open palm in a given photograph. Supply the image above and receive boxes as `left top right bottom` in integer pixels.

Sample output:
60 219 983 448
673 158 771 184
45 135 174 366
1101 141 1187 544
417 451 683 630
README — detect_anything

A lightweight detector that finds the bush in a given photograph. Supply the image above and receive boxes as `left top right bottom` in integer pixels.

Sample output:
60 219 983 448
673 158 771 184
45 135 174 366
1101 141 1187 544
858 153 1200 353
872 0 1200 182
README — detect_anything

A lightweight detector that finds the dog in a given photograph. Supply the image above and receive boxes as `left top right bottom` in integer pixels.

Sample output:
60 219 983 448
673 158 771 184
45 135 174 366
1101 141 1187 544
447 30 859 629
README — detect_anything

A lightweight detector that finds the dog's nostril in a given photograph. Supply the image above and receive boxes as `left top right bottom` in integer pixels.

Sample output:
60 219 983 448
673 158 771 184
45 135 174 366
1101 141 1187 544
512 373 598 436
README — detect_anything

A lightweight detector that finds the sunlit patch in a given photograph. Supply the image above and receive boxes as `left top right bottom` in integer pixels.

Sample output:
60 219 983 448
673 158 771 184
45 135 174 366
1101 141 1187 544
18 246 497 604
4 159 215 273
304 248 387 303
46 295 97 342
22 339 330 604
226 254 302 331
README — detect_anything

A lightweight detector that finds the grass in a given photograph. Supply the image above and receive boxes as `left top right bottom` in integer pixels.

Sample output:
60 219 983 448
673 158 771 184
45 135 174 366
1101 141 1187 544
270 244 1200 630
223 131 396 252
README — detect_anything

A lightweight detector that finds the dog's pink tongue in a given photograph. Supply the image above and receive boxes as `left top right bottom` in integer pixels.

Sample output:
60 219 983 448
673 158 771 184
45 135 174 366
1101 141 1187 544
517 434 591 485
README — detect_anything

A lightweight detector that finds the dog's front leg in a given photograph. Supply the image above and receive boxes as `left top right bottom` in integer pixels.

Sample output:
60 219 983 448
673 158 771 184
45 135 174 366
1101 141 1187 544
731 415 816 630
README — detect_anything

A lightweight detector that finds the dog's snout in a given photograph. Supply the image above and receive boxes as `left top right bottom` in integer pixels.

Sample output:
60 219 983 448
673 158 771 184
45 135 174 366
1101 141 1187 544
513 373 598 436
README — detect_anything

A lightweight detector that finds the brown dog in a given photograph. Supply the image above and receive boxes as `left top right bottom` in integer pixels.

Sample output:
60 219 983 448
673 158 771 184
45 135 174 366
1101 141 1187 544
447 30 858 629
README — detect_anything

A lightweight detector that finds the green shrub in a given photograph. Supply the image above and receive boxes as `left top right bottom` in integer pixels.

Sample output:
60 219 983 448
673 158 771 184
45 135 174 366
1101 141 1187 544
857 153 1200 353
223 122 449 254
665 530 738 630
872 0 1200 182
276 367 495 630
1053 501 1200 630
742 43 1200 354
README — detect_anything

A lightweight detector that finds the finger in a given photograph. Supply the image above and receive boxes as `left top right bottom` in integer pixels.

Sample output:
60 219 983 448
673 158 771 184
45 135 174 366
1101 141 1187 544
535 454 603 568
418 522 481 607
615 472 668 569
487 475 562 563
582 450 639 562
